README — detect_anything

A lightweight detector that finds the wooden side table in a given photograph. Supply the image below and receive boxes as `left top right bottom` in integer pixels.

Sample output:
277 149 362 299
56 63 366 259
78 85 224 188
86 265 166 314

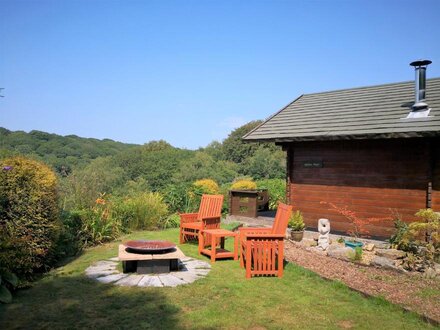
199 229 238 263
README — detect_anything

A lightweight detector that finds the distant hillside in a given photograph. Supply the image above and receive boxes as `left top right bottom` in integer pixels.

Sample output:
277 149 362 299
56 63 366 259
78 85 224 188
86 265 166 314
0 127 138 175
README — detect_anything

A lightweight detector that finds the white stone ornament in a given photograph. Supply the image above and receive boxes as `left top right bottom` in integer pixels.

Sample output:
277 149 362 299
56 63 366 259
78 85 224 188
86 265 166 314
317 218 330 250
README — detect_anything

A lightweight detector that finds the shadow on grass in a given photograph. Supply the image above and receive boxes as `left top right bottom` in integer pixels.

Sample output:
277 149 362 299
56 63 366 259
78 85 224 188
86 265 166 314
0 275 181 329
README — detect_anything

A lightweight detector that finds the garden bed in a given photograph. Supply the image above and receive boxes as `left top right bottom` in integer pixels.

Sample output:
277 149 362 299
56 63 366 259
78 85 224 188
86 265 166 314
284 240 440 324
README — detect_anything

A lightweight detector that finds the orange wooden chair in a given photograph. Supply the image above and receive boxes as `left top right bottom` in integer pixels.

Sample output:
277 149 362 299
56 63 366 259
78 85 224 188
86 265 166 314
179 194 224 244
239 203 293 278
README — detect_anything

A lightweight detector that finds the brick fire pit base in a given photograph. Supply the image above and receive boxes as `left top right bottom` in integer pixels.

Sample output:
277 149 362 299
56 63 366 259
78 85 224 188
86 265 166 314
85 257 211 287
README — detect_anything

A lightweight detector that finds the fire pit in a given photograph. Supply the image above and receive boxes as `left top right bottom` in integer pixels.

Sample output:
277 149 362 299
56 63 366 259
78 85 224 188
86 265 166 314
119 240 185 274
124 240 176 254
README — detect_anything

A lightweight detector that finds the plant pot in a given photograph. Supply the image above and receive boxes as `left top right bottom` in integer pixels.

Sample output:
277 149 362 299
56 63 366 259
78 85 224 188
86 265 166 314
344 240 363 249
290 230 304 242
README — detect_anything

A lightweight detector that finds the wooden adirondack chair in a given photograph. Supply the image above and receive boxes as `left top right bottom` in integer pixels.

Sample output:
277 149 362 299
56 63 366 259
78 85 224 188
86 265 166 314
179 194 224 244
239 203 293 278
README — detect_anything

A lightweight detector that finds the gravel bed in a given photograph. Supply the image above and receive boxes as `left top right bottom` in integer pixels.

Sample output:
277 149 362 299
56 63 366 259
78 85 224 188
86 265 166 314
284 240 440 325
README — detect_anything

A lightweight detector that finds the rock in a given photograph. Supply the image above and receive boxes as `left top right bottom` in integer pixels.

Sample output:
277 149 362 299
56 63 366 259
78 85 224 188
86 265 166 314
434 263 440 275
424 267 438 279
375 248 406 260
371 256 400 271
307 246 328 256
301 238 317 247
375 242 391 249
363 243 375 252
327 246 353 261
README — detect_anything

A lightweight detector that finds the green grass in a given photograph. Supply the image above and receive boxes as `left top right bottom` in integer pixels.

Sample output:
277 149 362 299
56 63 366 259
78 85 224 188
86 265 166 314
0 227 435 329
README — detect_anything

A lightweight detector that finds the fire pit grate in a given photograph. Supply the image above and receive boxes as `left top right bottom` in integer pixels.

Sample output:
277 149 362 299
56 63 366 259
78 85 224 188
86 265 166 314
124 240 176 254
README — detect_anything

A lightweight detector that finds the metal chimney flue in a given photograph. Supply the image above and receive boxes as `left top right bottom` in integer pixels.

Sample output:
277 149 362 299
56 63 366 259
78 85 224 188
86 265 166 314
410 59 432 111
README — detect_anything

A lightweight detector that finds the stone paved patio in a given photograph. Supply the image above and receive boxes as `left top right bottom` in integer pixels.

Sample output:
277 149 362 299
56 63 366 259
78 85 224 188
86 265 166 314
85 256 211 287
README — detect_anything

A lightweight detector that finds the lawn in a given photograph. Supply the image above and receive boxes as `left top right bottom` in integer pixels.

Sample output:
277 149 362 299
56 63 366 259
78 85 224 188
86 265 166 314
0 227 435 329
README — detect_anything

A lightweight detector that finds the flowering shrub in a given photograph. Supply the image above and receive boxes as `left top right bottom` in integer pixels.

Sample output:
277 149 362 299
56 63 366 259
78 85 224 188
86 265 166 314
256 179 286 210
79 195 122 246
321 201 391 239
231 179 257 191
0 157 60 283
193 179 219 195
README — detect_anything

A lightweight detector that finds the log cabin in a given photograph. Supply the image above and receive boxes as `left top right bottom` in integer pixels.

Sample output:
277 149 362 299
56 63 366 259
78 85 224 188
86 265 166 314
243 61 440 238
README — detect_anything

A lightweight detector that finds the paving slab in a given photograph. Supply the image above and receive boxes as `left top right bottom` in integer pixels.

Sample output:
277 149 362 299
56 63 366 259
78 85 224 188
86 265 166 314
86 256 211 287
171 272 201 284
93 260 118 267
138 276 163 287
115 275 143 286
158 274 187 287
85 269 119 278
96 273 128 284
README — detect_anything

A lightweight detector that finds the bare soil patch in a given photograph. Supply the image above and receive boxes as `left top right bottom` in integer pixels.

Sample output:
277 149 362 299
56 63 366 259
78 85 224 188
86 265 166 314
284 240 440 324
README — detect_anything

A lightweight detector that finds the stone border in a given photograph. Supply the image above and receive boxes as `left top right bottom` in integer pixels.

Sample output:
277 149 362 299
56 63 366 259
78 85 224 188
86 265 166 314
85 257 211 287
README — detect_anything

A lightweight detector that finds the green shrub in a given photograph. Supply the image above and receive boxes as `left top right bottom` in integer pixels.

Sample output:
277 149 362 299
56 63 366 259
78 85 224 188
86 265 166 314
402 209 440 263
288 210 305 231
256 178 286 210
112 192 169 230
193 179 219 195
389 218 417 252
55 210 84 257
0 157 60 282
160 213 180 229
163 182 197 213
231 179 257 190
349 247 363 262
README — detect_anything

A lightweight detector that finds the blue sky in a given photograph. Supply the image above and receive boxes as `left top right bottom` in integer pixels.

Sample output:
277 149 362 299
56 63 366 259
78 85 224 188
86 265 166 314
1 0 440 149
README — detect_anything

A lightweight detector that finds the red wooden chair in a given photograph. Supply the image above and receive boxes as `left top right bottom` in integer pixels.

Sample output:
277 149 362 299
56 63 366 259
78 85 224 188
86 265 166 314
179 194 224 244
239 203 293 278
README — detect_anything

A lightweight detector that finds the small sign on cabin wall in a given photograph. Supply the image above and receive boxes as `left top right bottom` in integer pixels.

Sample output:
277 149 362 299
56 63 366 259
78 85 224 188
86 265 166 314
303 160 323 168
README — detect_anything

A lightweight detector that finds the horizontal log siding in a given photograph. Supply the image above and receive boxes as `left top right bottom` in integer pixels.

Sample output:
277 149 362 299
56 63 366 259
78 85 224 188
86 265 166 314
288 139 436 237
432 140 440 210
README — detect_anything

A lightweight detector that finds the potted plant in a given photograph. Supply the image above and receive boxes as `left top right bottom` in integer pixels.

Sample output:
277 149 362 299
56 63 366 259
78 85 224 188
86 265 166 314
288 210 305 242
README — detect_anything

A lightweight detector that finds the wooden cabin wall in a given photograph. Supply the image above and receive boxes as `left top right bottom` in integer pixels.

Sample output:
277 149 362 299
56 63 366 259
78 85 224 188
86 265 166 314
286 138 435 238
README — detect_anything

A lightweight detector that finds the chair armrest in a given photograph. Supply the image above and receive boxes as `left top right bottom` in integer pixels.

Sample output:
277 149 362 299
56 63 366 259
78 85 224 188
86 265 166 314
244 233 285 240
179 213 199 224
200 216 221 221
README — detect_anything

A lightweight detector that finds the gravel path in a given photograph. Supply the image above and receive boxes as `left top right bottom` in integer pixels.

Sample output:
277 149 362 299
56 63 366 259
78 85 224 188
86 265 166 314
284 240 440 324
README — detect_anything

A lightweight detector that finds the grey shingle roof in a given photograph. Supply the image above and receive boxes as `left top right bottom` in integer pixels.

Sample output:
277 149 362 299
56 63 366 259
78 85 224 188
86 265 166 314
243 78 440 142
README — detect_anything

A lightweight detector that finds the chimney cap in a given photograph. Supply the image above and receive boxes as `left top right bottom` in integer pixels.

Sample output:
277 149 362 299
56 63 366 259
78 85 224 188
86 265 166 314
410 59 432 67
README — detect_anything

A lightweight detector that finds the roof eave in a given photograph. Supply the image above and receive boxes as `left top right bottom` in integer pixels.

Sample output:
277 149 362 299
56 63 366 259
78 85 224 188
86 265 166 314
243 130 440 143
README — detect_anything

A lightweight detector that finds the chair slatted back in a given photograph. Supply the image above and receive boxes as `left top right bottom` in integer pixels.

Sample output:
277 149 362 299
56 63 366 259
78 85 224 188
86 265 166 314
197 194 224 221
271 203 293 235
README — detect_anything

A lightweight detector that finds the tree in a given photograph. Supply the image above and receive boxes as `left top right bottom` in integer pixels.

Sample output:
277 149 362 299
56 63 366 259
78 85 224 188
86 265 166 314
222 120 263 164
242 146 285 179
